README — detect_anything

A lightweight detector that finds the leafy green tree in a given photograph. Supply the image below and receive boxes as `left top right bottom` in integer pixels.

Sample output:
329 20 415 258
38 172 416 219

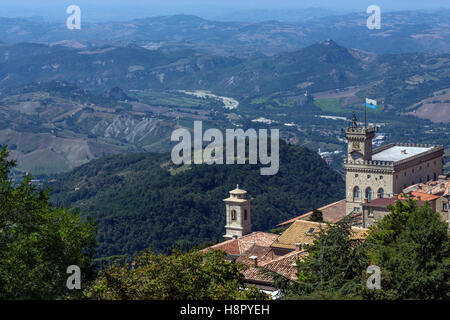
0 146 96 299
86 249 268 300
367 197 416 247
289 215 368 298
285 200 449 300
364 199 450 300
309 209 323 222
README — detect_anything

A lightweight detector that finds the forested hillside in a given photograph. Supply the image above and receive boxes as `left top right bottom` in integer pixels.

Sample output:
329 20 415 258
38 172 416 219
49 141 344 258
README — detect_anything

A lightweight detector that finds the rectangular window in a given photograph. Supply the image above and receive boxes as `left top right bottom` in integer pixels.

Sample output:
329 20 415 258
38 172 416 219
368 209 374 218
443 203 448 211
380 176 383 180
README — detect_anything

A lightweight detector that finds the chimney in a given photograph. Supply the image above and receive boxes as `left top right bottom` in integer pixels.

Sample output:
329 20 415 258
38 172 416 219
295 243 302 251
249 256 258 266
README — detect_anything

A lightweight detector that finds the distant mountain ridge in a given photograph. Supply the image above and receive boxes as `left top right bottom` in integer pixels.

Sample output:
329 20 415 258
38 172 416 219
1 40 448 108
1 10 450 55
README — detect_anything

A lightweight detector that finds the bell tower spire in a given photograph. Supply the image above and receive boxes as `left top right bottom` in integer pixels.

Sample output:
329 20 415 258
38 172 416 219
223 185 252 239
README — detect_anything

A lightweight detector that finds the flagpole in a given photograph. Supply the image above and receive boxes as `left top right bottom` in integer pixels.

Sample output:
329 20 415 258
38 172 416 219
364 96 367 129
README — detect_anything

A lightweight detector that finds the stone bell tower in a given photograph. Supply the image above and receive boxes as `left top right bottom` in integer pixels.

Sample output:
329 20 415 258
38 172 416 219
345 113 376 162
224 185 252 239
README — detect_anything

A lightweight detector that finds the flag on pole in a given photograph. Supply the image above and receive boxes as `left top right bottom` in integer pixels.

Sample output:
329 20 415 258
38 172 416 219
366 98 377 109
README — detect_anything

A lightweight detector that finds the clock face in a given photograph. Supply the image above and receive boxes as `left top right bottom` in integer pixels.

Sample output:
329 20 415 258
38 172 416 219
351 151 362 160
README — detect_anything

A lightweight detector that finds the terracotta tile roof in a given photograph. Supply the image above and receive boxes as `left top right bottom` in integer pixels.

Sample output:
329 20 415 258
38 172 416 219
402 178 450 196
202 238 240 255
241 250 307 283
409 191 440 201
203 231 278 256
271 220 368 250
363 197 426 208
362 197 398 208
277 199 346 227
261 250 306 280
238 232 278 254
236 245 278 266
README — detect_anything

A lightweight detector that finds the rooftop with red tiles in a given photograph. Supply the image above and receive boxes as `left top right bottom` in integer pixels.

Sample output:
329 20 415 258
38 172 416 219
277 199 346 227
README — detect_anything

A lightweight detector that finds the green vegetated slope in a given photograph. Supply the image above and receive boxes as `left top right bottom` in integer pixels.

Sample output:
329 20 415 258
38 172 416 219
49 141 344 258
1 40 449 114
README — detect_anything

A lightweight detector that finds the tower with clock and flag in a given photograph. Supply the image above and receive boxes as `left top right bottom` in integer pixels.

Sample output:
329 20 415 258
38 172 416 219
343 102 444 224
345 112 376 162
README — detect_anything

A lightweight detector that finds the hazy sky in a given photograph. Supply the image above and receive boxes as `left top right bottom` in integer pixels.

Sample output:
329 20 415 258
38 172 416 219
0 0 448 21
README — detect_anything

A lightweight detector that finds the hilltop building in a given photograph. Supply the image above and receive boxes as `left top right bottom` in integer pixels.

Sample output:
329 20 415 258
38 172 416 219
344 114 444 217
277 114 446 228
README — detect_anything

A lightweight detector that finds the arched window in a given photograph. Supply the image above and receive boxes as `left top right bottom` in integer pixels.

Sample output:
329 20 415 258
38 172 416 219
231 210 237 221
353 186 360 200
377 188 384 199
244 209 248 220
365 187 373 201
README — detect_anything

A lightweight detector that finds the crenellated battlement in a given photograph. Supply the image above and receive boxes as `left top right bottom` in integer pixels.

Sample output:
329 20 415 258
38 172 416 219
344 159 394 166
345 126 376 134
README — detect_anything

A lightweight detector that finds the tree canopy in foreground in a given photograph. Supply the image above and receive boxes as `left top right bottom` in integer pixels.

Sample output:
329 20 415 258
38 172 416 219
0 146 96 299
86 249 268 300
280 199 450 300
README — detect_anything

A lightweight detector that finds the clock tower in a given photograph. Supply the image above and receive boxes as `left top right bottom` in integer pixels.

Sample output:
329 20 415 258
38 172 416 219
345 113 375 162
344 114 377 218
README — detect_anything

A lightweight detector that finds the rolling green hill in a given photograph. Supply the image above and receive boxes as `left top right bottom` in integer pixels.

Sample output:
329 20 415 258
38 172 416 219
1 40 449 112
49 141 345 258
2 39 449 174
